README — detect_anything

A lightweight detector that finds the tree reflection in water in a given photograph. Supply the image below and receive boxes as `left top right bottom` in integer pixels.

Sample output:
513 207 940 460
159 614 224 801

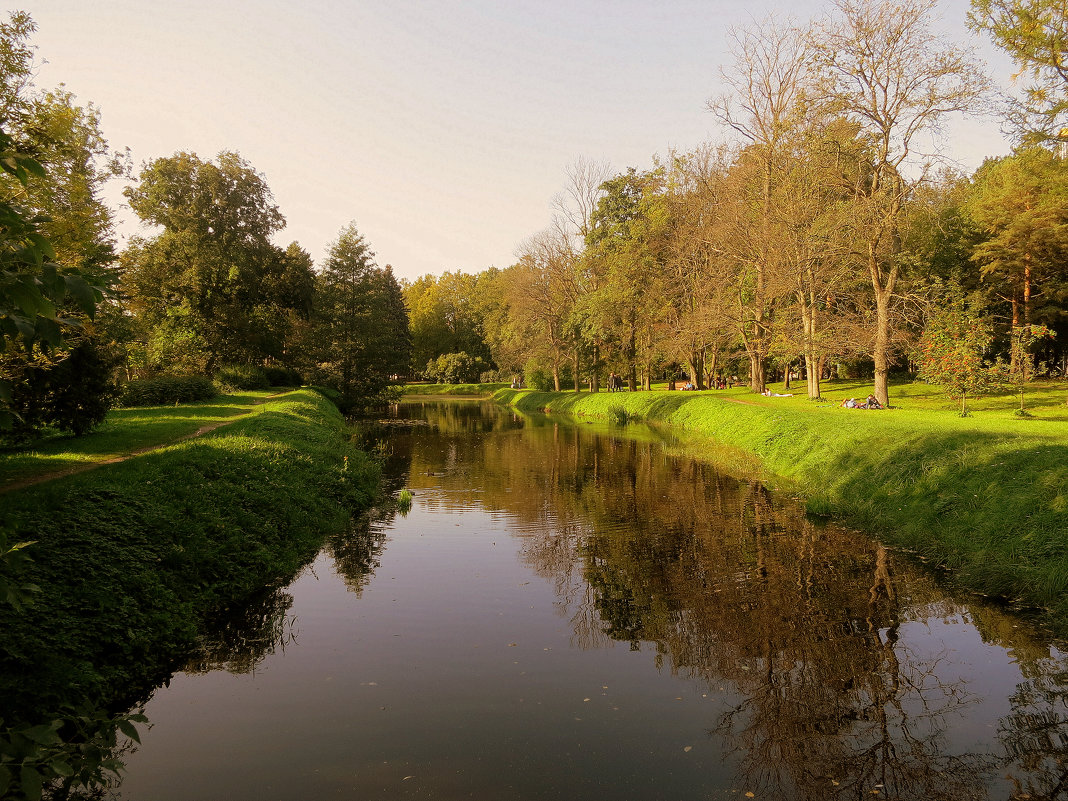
386 401 1068 801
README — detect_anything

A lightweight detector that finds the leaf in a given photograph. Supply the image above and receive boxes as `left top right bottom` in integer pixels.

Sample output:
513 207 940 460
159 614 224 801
63 274 97 317
22 723 62 746
48 758 74 778
117 719 141 744
19 765 42 801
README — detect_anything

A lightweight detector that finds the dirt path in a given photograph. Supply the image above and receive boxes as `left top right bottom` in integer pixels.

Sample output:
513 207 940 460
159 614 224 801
1 392 287 496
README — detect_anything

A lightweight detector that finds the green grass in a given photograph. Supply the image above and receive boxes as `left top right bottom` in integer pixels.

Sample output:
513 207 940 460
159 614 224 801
0 390 281 488
401 382 508 397
0 389 380 718
495 379 1068 631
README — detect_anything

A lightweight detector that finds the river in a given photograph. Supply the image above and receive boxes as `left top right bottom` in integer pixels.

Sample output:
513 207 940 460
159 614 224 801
111 400 1068 800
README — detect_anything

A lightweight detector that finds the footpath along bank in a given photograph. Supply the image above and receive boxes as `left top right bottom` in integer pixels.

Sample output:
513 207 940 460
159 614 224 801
494 387 1068 632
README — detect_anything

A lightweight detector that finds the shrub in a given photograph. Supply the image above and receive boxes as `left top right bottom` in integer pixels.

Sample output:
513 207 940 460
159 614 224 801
424 352 487 384
214 364 270 391
263 365 303 387
117 376 218 407
2 339 120 442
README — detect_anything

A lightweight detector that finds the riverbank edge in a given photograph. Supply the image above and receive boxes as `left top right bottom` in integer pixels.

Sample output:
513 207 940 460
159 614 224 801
0 388 380 718
493 388 1068 631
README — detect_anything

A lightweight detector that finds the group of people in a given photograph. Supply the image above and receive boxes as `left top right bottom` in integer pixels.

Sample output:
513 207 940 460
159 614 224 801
607 372 625 392
840 395 883 410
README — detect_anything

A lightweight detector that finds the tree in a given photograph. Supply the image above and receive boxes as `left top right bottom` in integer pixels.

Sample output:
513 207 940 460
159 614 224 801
812 0 989 406
0 128 104 431
709 17 812 394
403 270 493 375
1009 322 1056 414
121 151 298 372
583 167 672 391
916 301 1008 415
965 145 1068 360
309 223 410 406
969 0 1068 141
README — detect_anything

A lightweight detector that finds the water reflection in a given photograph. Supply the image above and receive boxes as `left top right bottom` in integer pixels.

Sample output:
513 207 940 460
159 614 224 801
379 400 1068 800
185 588 297 675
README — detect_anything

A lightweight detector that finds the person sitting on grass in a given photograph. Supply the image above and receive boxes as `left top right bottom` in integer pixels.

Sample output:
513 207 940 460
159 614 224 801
863 394 882 409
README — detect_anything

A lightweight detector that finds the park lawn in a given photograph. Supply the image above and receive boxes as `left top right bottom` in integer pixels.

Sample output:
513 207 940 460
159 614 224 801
495 379 1068 631
0 390 280 488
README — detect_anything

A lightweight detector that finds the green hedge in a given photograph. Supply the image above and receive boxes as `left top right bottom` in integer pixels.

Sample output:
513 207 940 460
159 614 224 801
117 376 218 407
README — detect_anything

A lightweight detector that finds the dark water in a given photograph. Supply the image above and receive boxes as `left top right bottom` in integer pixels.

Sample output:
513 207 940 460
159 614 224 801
112 401 1068 800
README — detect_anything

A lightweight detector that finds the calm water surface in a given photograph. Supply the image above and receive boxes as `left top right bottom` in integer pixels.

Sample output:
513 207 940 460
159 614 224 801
113 401 1068 800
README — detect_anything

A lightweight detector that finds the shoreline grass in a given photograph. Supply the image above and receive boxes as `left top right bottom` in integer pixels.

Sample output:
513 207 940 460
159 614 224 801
401 382 508 397
494 380 1068 632
0 388 379 718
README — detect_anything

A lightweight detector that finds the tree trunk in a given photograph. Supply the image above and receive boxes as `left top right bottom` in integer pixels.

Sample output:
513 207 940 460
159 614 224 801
873 286 892 407
749 352 766 394
573 351 581 392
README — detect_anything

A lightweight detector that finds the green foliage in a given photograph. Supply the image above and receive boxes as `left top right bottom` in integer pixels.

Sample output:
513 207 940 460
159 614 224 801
116 375 217 407
0 531 37 612
262 365 302 387
1010 323 1056 414
120 152 311 371
0 126 105 427
2 337 119 443
523 363 555 391
916 303 1009 415
302 223 410 407
400 382 507 397
397 488 413 515
403 270 495 373
214 364 269 392
0 708 147 801
969 0 1068 139
424 351 486 384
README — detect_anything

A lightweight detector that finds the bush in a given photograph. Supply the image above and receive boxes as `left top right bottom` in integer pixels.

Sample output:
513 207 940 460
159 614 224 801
263 365 303 387
425 352 487 384
524 365 554 391
214 364 270 391
117 376 218 407
2 339 120 442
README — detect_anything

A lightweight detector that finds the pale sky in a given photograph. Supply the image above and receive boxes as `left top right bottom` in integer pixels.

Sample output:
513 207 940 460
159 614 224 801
23 0 1016 281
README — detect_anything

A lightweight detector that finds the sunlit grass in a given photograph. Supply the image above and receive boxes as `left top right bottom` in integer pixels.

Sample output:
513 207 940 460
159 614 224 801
0 390 281 488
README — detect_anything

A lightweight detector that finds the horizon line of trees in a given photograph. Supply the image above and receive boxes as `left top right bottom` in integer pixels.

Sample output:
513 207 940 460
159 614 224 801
406 0 1068 407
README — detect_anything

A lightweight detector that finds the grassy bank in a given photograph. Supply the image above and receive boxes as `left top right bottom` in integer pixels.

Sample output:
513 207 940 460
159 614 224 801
494 383 1068 630
0 390 282 488
401 382 508 397
0 388 379 717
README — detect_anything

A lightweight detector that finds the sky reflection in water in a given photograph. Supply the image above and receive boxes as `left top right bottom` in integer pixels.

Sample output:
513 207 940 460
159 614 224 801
113 401 1068 801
